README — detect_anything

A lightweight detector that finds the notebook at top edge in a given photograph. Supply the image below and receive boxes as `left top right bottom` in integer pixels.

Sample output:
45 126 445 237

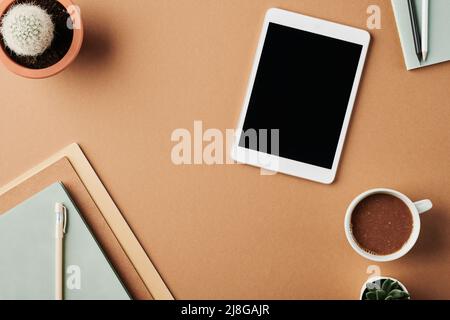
391 0 450 70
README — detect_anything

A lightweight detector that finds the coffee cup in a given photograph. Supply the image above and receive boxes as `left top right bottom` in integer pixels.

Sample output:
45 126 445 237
344 188 432 262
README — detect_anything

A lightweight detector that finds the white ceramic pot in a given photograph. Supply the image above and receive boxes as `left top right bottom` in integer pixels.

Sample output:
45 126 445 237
360 276 409 300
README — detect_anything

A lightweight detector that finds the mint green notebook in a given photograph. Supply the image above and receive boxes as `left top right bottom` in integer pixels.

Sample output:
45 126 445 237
391 0 450 70
0 182 130 300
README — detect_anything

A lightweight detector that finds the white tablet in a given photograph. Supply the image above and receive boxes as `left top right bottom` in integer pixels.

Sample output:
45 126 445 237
232 8 370 184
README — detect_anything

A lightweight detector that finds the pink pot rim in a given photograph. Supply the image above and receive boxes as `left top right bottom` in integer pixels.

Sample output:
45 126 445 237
0 0 84 79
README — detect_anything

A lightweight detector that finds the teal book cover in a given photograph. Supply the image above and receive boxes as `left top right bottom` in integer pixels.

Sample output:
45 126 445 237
0 182 130 300
391 0 450 70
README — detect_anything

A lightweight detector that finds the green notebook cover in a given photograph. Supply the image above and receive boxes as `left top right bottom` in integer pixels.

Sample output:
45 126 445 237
0 182 130 300
391 0 450 70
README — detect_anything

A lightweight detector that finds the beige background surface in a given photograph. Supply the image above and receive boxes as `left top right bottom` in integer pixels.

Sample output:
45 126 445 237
0 0 449 299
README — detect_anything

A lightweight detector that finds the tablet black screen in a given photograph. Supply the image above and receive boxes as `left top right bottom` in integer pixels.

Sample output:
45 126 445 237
239 23 363 169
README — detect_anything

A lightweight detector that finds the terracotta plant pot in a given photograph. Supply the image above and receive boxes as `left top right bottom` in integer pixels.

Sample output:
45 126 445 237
0 0 83 78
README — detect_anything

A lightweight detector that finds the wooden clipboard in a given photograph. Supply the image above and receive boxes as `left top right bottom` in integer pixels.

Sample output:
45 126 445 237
0 143 173 300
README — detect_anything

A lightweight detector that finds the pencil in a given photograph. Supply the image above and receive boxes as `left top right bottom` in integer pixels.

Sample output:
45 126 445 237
407 0 422 63
55 203 67 300
422 0 429 61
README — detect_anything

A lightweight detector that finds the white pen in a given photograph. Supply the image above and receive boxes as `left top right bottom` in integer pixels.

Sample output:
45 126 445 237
422 0 429 61
55 203 67 300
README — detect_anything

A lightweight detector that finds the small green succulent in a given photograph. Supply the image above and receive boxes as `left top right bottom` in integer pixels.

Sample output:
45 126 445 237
363 279 410 300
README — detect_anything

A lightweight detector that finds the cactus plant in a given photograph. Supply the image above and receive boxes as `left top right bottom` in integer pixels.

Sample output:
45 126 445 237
363 278 410 300
0 3 54 56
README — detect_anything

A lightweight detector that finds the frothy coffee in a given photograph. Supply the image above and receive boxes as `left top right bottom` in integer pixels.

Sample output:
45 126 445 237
351 194 413 255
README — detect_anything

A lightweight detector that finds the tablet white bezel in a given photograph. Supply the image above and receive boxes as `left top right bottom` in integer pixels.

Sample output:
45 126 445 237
232 8 370 184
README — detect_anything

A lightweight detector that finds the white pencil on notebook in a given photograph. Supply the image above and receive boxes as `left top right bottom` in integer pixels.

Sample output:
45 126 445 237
422 0 429 61
55 203 67 300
